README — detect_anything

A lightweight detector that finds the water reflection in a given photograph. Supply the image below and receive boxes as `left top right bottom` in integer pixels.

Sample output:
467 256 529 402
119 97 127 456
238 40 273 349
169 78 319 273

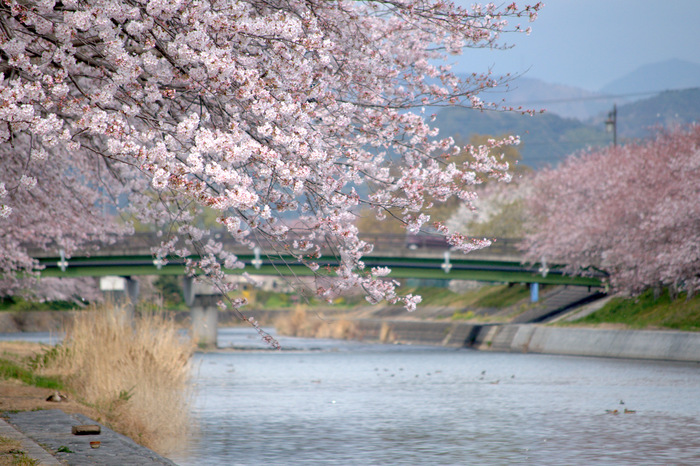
173 328 700 465
0 331 63 346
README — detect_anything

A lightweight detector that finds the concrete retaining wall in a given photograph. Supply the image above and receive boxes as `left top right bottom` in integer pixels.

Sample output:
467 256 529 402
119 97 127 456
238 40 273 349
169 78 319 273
488 324 700 362
353 319 700 363
5 310 699 363
353 319 483 347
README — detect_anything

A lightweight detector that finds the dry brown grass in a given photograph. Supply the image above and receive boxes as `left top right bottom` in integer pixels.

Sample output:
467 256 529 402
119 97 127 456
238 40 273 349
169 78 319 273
275 306 360 340
38 306 194 455
378 322 396 343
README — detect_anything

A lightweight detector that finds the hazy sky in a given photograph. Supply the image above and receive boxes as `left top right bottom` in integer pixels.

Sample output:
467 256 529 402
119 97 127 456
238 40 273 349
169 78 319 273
451 1 700 91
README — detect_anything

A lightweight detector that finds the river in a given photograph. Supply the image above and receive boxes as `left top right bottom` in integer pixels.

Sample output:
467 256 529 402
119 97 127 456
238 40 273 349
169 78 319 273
168 327 700 465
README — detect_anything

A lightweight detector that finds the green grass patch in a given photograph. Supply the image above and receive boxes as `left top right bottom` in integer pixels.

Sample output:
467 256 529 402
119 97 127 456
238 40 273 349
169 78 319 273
0 357 64 390
248 290 300 308
398 286 464 306
262 292 293 308
573 289 700 331
395 284 532 309
152 275 187 310
451 310 476 321
328 294 369 308
0 297 78 312
248 289 368 309
26 346 65 371
471 284 531 308
247 283 534 311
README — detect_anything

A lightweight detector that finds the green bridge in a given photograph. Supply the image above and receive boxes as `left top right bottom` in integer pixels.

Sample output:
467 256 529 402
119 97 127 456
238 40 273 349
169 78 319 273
33 233 603 287
30 233 604 347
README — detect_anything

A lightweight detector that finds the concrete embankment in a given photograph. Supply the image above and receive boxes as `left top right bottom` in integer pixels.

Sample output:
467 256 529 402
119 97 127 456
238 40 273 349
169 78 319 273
354 319 700 363
4 310 699 362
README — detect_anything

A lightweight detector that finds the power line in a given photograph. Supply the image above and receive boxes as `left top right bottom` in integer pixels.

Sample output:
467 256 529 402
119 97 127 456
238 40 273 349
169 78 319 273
482 87 699 106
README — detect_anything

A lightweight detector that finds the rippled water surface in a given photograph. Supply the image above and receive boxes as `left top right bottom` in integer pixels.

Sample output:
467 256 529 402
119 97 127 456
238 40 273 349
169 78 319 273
169 328 700 465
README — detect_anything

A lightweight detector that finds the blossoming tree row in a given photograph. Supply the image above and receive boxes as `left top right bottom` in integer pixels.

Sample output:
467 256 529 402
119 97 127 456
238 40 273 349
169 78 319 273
523 126 700 296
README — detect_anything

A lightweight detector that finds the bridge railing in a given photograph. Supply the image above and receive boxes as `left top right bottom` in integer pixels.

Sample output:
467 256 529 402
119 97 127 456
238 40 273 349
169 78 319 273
27 231 524 260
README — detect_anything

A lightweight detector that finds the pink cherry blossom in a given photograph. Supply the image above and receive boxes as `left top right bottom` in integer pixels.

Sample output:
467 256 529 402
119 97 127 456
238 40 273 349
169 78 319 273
0 0 542 314
522 125 700 296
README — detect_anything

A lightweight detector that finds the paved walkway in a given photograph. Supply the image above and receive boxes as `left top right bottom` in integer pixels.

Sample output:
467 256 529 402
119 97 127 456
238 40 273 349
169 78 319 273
2 410 177 465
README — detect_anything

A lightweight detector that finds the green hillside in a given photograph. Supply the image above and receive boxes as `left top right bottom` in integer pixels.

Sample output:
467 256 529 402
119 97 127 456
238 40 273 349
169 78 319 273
616 88 700 140
434 107 609 169
435 87 700 169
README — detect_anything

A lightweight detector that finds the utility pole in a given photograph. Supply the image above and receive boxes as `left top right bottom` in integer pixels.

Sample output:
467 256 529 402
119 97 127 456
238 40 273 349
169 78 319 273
605 104 617 147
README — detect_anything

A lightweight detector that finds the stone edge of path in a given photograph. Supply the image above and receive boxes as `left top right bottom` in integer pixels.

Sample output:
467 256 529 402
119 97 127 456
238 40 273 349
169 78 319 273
0 416 62 465
3 409 177 465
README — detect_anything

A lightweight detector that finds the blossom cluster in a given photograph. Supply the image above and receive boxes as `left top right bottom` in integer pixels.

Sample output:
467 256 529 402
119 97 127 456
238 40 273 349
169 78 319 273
0 0 541 312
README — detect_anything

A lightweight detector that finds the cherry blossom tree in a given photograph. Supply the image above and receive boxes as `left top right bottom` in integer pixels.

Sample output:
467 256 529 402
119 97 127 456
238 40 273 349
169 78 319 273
522 125 700 296
446 133 532 237
446 174 532 238
0 0 541 323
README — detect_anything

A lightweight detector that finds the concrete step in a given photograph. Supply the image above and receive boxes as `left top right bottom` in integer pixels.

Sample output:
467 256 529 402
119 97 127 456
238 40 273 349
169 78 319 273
511 286 606 324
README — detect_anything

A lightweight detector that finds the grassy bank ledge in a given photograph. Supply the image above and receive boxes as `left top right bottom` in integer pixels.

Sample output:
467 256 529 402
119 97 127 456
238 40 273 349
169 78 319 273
571 289 700 331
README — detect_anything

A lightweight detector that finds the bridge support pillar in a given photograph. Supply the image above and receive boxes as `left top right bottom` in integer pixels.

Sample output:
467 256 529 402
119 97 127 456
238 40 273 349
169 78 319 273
99 276 139 324
184 276 220 349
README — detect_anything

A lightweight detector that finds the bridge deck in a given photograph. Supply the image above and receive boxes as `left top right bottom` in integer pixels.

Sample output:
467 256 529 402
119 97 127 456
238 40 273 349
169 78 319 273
29 233 603 287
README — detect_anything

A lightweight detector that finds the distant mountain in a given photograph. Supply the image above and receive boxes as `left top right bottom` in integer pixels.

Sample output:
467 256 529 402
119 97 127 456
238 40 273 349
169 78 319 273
613 88 700 140
464 59 700 122
477 77 614 121
434 88 700 169
600 59 700 96
434 107 609 169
